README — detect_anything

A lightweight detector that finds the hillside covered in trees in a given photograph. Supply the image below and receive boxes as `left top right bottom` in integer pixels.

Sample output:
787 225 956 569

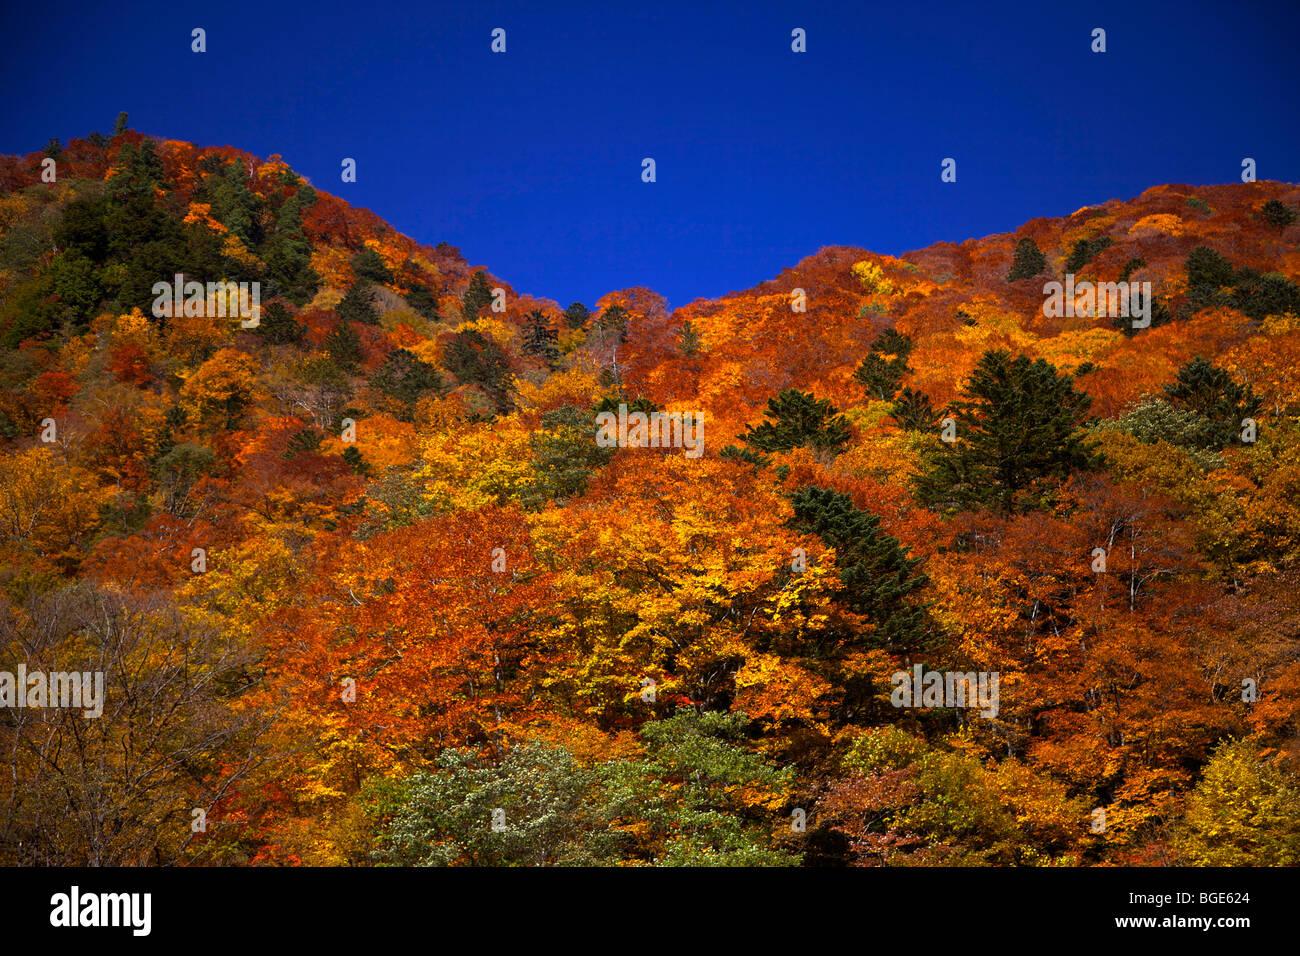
2 125 1299 866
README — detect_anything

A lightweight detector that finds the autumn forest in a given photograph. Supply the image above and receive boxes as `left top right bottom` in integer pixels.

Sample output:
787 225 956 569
3 124 1300 870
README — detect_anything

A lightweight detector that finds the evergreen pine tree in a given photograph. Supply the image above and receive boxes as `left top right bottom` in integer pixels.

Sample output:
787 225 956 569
854 328 914 399
871 328 913 361
563 302 591 329
443 327 513 411
404 283 440 320
1113 295 1173 337
203 159 263 246
719 444 772 469
853 353 902 400
790 486 930 650
679 319 701 356
369 348 444 415
890 386 940 432
325 319 363 372
1007 237 1048 281
283 427 324 459
1064 235 1113 274
1163 357 1262 449
741 389 852 455
255 301 305 345
337 281 380 325
522 309 560 366
352 248 393 282
1118 257 1147 282
597 304 629 338
1260 199 1297 230
916 350 1097 513
1229 269 1300 321
342 445 369 475
462 269 495 321
264 186 320 304
107 140 166 203
1186 246 1236 304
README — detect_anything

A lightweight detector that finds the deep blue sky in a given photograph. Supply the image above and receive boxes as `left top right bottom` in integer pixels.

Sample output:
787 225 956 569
3 1 1297 309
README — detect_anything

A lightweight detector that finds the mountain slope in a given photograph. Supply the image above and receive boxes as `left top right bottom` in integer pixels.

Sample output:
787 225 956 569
2 129 1299 867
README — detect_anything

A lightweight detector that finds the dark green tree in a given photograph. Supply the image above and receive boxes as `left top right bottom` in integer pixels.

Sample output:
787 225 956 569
1261 199 1297 230
597 304 629 338
853 328 914 400
854 354 902 400
202 159 263 247
263 186 320 304
521 309 560 367
337 281 380 326
916 350 1098 513
1230 270 1300 322
1113 295 1173 337
342 445 368 475
48 250 103 327
790 486 930 651
403 282 440 320
593 394 657 417
55 194 111 263
1163 357 1262 449
678 319 701 356
741 389 852 455
1118 257 1147 282
890 386 940 432
255 300 305 345
442 327 513 411
369 348 444 416
352 248 393 283
519 405 616 510
283 427 323 459
107 140 165 203
719 444 772 469
461 269 495 321
1182 247 1300 321
1007 237 1048 281
562 301 591 329
872 327 913 360
324 319 363 373
1186 246 1236 301
1064 235 1113 274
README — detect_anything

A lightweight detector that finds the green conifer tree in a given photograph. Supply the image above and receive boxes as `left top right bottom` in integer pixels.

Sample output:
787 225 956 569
522 309 560 366
462 269 495 322
790 486 930 650
325 319 363 373
741 389 852 455
1007 237 1048 281
337 281 380 326
916 350 1097 513
1163 356 1262 449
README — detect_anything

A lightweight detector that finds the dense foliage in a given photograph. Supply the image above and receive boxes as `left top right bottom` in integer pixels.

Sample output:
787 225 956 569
2 128 1299 866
